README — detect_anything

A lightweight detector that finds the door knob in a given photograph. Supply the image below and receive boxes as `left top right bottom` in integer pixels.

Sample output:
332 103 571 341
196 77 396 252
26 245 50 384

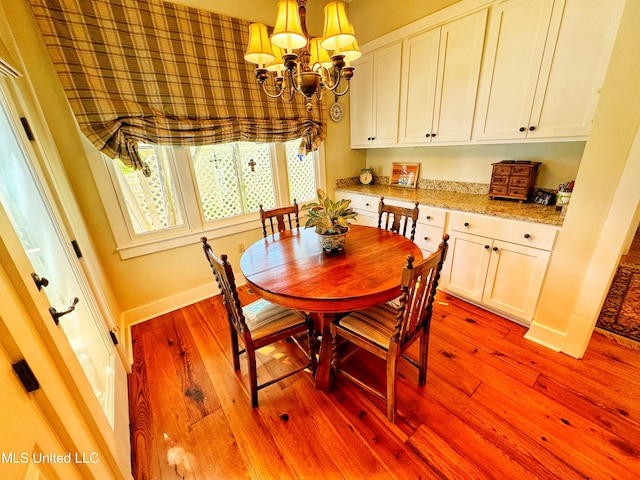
49 297 79 325
31 272 49 291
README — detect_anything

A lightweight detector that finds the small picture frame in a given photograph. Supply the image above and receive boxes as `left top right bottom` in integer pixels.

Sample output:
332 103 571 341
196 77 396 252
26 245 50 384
390 162 420 188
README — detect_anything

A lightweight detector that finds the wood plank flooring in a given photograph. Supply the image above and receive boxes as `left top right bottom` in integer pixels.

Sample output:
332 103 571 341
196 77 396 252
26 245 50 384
128 288 640 479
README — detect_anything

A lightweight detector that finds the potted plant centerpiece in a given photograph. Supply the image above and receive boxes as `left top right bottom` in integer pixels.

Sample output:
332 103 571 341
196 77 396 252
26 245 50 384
302 189 358 253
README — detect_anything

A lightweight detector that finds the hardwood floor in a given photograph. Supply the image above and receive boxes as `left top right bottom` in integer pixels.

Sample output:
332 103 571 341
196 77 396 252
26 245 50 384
128 288 640 479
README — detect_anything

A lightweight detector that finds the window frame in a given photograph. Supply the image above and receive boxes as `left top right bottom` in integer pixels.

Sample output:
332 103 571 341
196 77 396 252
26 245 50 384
88 142 325 259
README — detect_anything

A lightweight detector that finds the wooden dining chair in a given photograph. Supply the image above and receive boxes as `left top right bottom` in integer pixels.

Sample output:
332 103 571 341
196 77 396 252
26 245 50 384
377 196 420 241
330 235 449 423
201 237 316 407
259 200 299 237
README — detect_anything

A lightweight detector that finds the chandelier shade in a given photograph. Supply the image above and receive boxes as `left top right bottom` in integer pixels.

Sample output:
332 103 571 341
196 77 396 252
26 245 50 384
271 0 307 51
266 44 286 74
320 1 355 51
244 0 357 111
244 23 275 67
309 37 333 69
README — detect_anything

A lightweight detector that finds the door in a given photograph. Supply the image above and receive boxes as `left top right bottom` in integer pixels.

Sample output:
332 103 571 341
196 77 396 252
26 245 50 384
0 91 116 424
350 52 374 147
482 240 551 322
474 0 556 140
372 42 402 146
432 10 486 143
0 333 85 480
399 27 440 143
440 231 491 301
0 87 130 477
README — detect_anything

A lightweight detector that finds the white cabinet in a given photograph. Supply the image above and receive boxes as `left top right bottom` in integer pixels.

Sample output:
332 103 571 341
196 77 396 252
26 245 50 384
441 211 558 324
399 10 487 144
350 42 402 148
335 191 378 226
474 0 623 141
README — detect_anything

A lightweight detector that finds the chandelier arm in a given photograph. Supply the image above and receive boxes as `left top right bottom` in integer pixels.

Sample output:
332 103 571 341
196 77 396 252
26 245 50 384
330 80 350 97
260 81 286 99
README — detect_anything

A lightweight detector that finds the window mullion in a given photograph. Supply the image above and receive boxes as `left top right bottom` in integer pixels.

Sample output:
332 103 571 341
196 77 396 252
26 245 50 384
272 143 289 205
173 146 203 230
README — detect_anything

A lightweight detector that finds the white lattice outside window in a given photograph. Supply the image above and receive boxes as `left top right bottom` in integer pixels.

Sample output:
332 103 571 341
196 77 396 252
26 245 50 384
111 145 184 234
286 142 317 205
93 138 323 258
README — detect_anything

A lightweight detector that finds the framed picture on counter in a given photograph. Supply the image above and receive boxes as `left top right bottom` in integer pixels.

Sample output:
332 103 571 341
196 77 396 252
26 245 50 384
390 162 420 188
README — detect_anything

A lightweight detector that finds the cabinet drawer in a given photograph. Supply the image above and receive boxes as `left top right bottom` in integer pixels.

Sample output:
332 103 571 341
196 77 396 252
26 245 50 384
417 206 447 228
491 175 509 185
336 192 378 213
511 166 534 176
507 187 528 197
414 224 445 253
509 176 530 187
493 165 512 176
449 211 558 250
489 185 508 195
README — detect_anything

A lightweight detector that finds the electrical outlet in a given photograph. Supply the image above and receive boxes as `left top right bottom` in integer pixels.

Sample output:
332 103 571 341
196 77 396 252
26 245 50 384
237 242 245 253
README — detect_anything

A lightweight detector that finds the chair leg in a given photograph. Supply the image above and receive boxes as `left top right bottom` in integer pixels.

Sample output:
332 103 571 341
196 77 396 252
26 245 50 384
230 327 241 371
386 357 398 423
246 345 259 408
418 328 429 386
307 320 318 374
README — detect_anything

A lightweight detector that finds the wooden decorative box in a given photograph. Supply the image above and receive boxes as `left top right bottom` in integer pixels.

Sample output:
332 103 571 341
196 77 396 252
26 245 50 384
489 161 541 203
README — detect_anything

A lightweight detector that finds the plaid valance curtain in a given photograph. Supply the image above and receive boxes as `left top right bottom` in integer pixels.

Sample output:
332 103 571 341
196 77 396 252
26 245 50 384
30 0 327 169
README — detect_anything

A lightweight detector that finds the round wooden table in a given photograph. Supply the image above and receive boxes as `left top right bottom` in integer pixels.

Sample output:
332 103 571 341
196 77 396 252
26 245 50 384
240 224 423 390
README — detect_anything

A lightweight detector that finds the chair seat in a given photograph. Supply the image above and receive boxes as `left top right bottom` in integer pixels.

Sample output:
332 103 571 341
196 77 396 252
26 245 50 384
243 299 308 341
336 304 398 350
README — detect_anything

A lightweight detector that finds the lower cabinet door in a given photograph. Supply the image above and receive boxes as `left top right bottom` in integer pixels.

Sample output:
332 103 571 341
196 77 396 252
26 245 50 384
440 231 491 302
355 210 377 227
481 239 550 321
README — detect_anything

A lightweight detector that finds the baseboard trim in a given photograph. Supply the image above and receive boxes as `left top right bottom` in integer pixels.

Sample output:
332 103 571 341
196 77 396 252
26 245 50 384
524 322 566 352
121 283 220 364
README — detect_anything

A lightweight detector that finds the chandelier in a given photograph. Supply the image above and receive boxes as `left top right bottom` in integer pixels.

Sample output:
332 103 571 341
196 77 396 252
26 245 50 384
244 0 360 111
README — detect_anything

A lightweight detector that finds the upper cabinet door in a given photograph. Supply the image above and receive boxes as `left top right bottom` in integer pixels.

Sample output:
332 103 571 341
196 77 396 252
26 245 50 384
473 0 557 141
350 42 402 148
398 27 440 143
527 0 625 138
399 10 487 145
372 42 402 146
432 10 487 143
350 53 374 147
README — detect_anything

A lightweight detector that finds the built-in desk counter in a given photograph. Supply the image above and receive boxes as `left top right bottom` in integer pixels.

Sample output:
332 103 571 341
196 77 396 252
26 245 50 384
335 183 563 226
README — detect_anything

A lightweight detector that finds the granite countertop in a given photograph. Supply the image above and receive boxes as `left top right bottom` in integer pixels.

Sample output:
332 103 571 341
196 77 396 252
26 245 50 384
335 183 564 227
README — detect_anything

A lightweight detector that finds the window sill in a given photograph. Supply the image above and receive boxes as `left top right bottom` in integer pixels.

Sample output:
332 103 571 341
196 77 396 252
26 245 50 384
115 215 262 259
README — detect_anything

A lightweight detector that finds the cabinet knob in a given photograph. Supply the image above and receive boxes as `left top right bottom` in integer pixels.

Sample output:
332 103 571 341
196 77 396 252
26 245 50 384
365 203 371 207
529 126 536 131
524 233 530 239
493 246 499 252
464 222 470 227
431 133 436 137
425 133 430 137
424 237 429 241
519 127 526 132
426 215 432 220
484 245 490 249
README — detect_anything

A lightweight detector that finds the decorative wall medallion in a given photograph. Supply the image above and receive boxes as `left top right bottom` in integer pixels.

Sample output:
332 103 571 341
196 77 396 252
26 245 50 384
330 101 344 122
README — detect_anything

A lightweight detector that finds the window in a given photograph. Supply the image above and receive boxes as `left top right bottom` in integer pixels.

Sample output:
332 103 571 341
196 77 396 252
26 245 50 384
90 139 324 258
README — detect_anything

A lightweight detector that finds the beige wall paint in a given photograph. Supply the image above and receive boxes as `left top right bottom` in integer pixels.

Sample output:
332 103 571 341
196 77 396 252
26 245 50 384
366 142 584 189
